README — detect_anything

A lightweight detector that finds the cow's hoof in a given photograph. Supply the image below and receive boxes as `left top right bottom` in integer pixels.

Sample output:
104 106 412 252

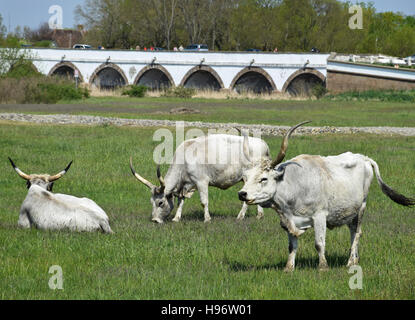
346 258 359 268
318 264 329 272
283 266 295 273
204 218 212 223
236 215 244 220
172 217 181 223
256 214 264 220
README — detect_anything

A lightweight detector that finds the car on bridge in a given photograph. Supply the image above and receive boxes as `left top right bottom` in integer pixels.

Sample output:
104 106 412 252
73 44 92 49
404 54 415 64
377 55 406 65
184 44 209 52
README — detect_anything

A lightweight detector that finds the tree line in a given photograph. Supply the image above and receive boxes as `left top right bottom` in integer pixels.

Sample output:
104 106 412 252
1 0 415 57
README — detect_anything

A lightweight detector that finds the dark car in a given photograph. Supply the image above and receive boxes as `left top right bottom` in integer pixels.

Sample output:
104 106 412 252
246 48 262 52
184 44 209 52
404 54 415 63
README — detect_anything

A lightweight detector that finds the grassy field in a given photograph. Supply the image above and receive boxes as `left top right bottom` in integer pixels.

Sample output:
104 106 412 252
0 121 414 299
1 96 415 127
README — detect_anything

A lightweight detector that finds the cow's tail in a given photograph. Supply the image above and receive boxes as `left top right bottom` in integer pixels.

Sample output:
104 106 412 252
368 158 415 207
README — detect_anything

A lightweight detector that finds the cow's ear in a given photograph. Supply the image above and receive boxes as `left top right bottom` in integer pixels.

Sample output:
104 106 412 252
47 182 54 192
154 186 163 195
274 167 285 180
274 162 302 179
166 193 173 200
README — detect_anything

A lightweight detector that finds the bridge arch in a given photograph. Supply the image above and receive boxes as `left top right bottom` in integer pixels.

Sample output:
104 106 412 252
134 64 173 90
282 68 326 96
180 65 224 91
230 67 277 94
48 62 84 82
90 63 128 89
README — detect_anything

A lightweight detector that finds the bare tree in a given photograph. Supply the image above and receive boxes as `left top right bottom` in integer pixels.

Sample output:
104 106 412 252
24 22 53 42
150 0 178 49
0 14 7 40
177 0 210 45
207 0 239 50
75 0 128 48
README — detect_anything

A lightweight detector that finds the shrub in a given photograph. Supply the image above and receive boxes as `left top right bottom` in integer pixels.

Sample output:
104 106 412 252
0 47 34 76
312 83 328 99
36 82 88 103
34 40 53 48
6 61 42 79
122 85 148 98
0 77 90 104
324 89 415 103
162 86 196 99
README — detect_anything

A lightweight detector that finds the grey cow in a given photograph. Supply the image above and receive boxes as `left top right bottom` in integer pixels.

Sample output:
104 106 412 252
9 158 112 233
130 133 272 223
238 123 415 271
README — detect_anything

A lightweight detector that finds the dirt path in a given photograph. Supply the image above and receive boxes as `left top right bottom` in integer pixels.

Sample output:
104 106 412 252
0 103 162 115
1 113 415 137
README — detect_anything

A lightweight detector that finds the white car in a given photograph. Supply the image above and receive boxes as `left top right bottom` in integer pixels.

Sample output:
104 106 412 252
73 44 92 49
376 55 406 65
404 55 415 63
391 58 407 65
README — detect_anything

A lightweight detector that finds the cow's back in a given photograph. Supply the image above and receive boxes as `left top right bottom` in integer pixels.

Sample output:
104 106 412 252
174 134 270 189
291 152 373 227
22 185 109 232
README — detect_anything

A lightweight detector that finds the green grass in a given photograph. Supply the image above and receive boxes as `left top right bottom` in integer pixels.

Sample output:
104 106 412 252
325 90 415 103
0 122 414 299
27 96 415 128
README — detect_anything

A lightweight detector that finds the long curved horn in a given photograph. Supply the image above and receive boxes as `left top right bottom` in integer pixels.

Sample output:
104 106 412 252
8 157 31 181
156 165 165 189
49 161 73 182
271 121 311 168
242 130 251 162
235 127 251 162
130 157 156 189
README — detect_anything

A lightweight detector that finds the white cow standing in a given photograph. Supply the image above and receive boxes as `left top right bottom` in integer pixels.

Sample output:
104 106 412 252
238 123 415 271
9 158 113 233
130 133 276 223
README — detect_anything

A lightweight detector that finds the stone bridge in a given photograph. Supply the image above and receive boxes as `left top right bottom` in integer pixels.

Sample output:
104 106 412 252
27 48 330 95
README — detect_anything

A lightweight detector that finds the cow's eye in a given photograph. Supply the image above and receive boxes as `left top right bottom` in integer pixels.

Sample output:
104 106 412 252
260 178 268 183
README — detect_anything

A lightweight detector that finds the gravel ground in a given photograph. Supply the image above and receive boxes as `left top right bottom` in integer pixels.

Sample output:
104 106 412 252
1 112 415 136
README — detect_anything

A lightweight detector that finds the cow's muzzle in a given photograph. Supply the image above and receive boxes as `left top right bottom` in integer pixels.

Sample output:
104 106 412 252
152 217 164 224
238 191 248 202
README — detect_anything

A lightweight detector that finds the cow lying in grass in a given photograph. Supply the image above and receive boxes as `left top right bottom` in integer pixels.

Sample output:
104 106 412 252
9 158 113 233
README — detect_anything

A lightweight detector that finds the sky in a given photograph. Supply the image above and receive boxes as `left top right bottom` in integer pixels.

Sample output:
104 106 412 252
0 0 85 32
0 0 414 33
